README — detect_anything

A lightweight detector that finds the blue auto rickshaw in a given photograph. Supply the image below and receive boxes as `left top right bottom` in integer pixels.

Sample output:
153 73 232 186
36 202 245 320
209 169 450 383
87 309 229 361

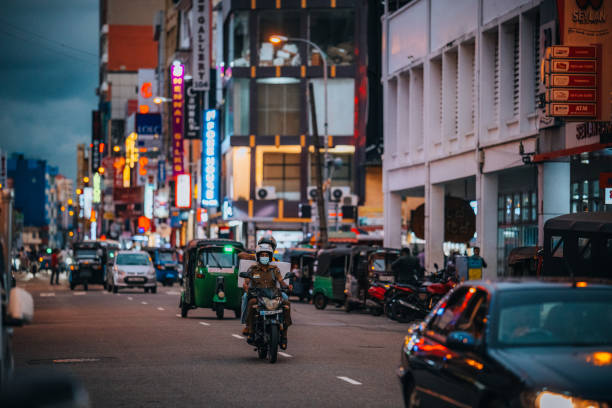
145 247 182 286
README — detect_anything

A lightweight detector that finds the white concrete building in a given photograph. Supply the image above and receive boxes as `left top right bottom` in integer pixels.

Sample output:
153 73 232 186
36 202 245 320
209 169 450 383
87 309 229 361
382 0 551 277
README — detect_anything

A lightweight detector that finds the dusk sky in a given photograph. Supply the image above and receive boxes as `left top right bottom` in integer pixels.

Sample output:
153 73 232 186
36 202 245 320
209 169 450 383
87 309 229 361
0 0 98 180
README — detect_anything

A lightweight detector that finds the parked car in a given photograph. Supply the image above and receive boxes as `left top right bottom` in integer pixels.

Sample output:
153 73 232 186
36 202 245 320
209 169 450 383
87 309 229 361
398 279 612 407
107 251 157 294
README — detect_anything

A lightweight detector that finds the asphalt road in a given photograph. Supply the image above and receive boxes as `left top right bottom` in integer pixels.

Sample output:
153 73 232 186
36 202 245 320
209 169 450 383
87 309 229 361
12 271 407 407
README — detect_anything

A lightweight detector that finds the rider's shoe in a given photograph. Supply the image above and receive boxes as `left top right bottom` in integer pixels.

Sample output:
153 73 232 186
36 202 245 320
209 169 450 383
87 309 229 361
242 327 249 335
246 333 255 345
280 336 288 350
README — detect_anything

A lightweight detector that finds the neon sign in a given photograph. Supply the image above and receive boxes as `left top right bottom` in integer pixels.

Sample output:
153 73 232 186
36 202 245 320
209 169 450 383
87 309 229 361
201 109 219 207
171 64 185 176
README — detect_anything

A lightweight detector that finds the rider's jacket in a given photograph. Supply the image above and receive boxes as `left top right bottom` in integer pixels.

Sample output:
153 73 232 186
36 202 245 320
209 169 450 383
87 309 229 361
247 264 283 289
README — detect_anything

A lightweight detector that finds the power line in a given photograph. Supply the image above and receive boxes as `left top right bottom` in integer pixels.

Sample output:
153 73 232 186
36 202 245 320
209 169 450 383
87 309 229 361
0 17 98 58
0 28 98 67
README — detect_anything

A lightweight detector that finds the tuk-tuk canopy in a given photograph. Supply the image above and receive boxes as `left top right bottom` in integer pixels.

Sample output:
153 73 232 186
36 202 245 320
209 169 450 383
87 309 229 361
186 239 246 253
507 246 540 266
544 212 612 234
282 247 317 263
315 246 372 276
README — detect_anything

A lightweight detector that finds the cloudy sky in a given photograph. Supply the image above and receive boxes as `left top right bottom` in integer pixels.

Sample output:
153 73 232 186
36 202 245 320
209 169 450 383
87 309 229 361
0 0 98 180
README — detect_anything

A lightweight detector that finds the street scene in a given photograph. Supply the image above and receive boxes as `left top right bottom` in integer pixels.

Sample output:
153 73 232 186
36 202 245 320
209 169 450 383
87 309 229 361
1 0 612 407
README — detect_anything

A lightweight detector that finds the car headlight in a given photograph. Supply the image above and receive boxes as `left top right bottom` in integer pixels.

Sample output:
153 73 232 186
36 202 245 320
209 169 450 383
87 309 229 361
148 268 156 276
263 298 281 310
117 269 126 278
534 391 609 408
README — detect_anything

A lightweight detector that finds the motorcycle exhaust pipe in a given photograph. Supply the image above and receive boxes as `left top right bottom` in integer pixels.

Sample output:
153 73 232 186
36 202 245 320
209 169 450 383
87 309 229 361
398 299 424 312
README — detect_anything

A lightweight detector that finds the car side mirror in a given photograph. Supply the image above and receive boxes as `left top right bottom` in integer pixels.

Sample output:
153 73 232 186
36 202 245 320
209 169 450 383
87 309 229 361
446 331 477 351
6 287 34 326
239 271 250 279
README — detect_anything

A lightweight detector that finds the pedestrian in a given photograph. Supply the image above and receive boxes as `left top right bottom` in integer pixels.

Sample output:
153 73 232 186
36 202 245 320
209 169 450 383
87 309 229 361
50 249 60 285
29 248 38 276
417 249 425 269
391 248 424 285
467 246 487 280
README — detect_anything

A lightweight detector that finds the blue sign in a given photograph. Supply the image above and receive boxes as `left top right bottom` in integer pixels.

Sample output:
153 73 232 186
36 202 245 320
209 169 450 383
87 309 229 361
201 109 219 207
158 160 166 184
136 113 162 135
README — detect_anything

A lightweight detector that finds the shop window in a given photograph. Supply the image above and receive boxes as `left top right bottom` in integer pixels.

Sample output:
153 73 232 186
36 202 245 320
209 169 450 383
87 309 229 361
310 154 353 187
258 11 301 67
224 79 249 137
308 10 355 66
229 12 249 67
256 78 301 135
570 179 600 213
262 153 301 200
498 191 536 225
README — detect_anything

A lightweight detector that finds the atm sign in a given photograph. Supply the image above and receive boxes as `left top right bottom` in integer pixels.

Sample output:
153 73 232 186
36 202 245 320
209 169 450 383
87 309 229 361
547 103 596 117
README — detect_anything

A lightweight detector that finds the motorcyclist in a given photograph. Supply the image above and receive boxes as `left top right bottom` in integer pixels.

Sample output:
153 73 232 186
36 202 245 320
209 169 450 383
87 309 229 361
244 241 292 349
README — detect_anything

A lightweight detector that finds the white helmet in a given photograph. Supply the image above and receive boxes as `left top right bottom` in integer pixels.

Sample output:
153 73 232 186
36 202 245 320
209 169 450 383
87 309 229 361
256 243 274 255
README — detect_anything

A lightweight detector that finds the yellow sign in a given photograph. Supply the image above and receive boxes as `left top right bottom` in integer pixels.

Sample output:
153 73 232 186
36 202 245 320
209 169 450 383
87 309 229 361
125 132 138 169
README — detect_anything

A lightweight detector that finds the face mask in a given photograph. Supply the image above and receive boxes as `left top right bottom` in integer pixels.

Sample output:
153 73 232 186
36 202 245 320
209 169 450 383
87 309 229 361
259 256 270 265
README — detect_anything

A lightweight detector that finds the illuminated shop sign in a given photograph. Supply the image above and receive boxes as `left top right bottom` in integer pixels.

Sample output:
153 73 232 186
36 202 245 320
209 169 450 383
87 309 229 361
93 172 102 203
171 64 185 176
175 173 191 209
201 109 219 207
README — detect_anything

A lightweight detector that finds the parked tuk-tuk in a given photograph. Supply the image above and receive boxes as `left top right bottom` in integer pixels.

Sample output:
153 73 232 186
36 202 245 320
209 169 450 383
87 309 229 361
367 248 400 282
542 212 612 277
506 246 541 277
180 239 245 319
70 240 119 290
282 247 317 302
144 247 182 286
312 246 370 310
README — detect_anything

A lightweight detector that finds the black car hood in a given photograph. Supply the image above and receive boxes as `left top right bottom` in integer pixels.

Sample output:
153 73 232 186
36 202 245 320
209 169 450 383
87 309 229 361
489 346 612 400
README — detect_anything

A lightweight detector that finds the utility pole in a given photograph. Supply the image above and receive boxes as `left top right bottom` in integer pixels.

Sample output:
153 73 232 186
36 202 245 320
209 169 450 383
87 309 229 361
308 82 328 247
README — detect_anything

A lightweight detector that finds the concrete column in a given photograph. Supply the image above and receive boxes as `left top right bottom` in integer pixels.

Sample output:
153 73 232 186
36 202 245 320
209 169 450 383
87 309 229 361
383 190 402 248
425 182 445 272
538 162 570 246
477 172 498 279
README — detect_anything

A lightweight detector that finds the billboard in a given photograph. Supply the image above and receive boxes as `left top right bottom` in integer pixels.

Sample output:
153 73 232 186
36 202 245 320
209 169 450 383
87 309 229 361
192 0 211 91
201 109 219 207
184 79 202 139
171 64 185 175
137 68 159 114
175 173 191 209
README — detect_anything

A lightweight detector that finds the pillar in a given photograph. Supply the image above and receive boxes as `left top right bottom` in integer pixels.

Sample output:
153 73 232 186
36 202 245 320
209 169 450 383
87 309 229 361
538 162 570 246
477 172 498 279
425 182 444 272
383 190 402 248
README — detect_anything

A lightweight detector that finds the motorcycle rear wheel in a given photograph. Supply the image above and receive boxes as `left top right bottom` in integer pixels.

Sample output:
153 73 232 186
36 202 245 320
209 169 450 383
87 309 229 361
258 347 267 359
392 300 415 323
268 326 279 364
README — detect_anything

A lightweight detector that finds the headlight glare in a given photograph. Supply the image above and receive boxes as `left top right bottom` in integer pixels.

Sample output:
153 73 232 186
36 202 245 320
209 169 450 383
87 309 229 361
263 298 281 310
536 391 607 408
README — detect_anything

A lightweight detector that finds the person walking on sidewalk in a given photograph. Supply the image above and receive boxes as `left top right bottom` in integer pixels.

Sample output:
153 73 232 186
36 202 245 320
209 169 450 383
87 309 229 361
50 249 60 285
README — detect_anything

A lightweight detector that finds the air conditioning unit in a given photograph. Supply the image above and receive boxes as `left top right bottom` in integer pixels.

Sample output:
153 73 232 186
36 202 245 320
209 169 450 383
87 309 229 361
342 194 359 206
256 186 276 200
307 186 318 201
330 186 351 203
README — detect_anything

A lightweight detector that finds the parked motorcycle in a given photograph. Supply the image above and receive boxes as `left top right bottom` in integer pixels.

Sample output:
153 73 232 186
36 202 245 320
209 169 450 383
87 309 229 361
365 280 393 316
239 271 295 364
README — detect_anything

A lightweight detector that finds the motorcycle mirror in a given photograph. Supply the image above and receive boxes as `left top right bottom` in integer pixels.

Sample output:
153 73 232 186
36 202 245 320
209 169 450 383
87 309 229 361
284 272 296 280
239 272 250 279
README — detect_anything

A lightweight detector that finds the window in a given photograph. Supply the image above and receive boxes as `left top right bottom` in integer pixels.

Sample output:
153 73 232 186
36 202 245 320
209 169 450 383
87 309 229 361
262 153 300 200
570 178 600 213
551 235 564 258
198 250 237 268
578 237 592 260
308 10 355 66
228 12 249 67
258 11 301 67
310 153 353 187
224 79 249 137
498 191 537 225
116 253 151 266
512 23 519 117
428 287 469 337
454 289 489 340
256 78 300 135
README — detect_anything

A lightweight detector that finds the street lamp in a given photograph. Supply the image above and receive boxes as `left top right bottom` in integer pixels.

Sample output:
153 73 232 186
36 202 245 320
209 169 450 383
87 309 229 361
269 35 330 170
153 96 171 105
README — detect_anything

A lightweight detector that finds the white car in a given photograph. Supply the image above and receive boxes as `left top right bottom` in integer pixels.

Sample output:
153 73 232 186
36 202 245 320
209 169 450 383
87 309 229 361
107 251 157 294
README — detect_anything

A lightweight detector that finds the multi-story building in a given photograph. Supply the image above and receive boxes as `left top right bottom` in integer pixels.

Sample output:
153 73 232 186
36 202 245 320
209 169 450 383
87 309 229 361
215 0 383 249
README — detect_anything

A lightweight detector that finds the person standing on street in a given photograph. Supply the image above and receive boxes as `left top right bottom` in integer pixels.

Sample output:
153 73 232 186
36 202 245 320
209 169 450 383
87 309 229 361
50 249 60 285
467 246 487 280
391 248 424 285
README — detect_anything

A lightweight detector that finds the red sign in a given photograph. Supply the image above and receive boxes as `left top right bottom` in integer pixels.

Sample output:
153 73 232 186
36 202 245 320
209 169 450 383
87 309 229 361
547 74 597 88
547 89 597 102
113 186 144 203
547 103 596 117
548 46 597 59
548 59 597 73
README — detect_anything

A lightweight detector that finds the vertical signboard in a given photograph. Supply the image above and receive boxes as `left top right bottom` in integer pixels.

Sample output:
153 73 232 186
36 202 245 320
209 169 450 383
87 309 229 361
137 69 159 114
184 79 202 139
0 149 6 188
92 172 102 203
144 184 154 219
83 187 93 219
192 0 211 91
92 110 101 173
201 109 219 207
175 173 191 209
171 64 185 175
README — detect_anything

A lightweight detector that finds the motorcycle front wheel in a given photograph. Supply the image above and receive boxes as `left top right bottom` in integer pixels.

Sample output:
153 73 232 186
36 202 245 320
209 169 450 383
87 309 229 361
267 325 279 364
258 346 267 359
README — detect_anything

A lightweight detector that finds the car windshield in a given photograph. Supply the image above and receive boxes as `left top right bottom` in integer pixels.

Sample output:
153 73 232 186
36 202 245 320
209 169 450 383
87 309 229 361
116 253 151 266
74 249 98 259
199 249 236 268
159 252 176 263
496 288 612 347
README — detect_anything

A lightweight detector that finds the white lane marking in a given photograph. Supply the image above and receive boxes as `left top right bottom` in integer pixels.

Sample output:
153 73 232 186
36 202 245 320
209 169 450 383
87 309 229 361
127 297 133 301
166 291 180 295
175 314 181 317
141 301 148 305
40 292 55 297
53 358 100 364
279 352 292 358
102 290 108 295
232 334 245 340
73 292 86 296
157 307 165 311
337 376 362 385
199 322 210 326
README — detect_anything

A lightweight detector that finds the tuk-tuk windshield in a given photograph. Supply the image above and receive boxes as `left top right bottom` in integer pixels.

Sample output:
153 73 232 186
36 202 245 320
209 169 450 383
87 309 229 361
116 253 152 266
74 249 99 259
159 252 176 263
199 249 237 268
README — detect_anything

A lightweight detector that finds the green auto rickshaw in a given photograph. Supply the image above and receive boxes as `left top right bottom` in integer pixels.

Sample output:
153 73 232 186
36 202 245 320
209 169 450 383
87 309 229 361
312 247 356 310
179 239 245 319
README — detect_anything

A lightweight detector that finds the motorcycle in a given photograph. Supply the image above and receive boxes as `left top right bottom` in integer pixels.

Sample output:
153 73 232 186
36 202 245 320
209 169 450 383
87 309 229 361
365 280 394 316
239 271 295 364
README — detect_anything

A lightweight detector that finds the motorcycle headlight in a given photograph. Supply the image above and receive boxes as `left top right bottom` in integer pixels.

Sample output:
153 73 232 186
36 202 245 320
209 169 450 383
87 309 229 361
217 291 225 299
263 297 281 310
531 391 609 408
